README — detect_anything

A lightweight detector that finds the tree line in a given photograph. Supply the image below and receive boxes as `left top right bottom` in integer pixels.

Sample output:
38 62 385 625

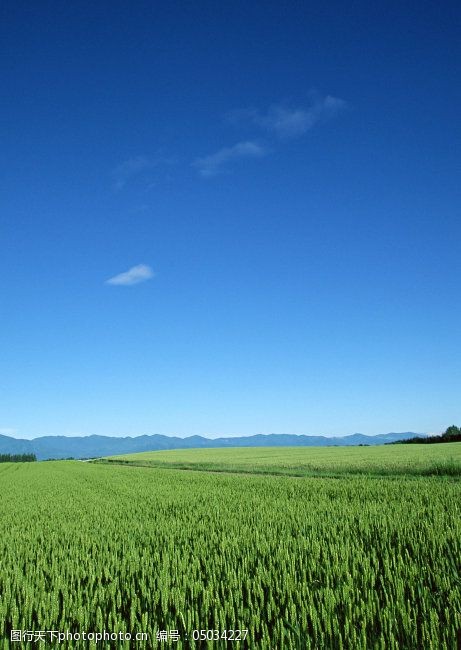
393 425 461 445
0 453 37 463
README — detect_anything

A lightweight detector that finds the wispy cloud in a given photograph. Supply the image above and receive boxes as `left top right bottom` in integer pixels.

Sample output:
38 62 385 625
111 155 176 190
106 264 155 286
228 95 347 139
0 428 16 437
112 156 153 190
193 141 267 177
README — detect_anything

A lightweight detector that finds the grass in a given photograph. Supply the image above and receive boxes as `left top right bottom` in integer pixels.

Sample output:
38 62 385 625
1 459 460 648
100 441 461 477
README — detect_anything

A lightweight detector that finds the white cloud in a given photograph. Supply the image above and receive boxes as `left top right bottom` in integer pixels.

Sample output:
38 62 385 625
112 156 153 190
193 141 267 177
228 95 348 139
0 428 16 436
111 155 176 190
106 264 155 286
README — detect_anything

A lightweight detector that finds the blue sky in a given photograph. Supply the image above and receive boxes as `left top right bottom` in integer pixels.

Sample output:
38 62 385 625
1 1 460 439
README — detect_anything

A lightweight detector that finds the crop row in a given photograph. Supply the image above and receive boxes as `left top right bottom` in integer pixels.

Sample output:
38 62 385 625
0 461 460 648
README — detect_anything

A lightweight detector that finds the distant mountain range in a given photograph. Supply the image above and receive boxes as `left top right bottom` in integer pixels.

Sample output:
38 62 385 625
0 432 427 460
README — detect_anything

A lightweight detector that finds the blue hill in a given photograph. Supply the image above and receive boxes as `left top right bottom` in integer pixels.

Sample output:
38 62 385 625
0 432 427 460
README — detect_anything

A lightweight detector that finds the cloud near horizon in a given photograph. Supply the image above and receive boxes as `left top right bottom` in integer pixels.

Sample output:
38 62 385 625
228 95 348 139
106 264 155 286
0 428 17 437
193 141 267 177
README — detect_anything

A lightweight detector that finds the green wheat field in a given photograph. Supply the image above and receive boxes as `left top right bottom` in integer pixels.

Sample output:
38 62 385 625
1 443 461 648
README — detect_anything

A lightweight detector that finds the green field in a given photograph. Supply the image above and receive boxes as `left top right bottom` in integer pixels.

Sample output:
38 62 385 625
1 445 461 648
106 441 461 477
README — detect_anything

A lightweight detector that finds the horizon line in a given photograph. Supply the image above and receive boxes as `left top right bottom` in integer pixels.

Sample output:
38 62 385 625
1 431 428 441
